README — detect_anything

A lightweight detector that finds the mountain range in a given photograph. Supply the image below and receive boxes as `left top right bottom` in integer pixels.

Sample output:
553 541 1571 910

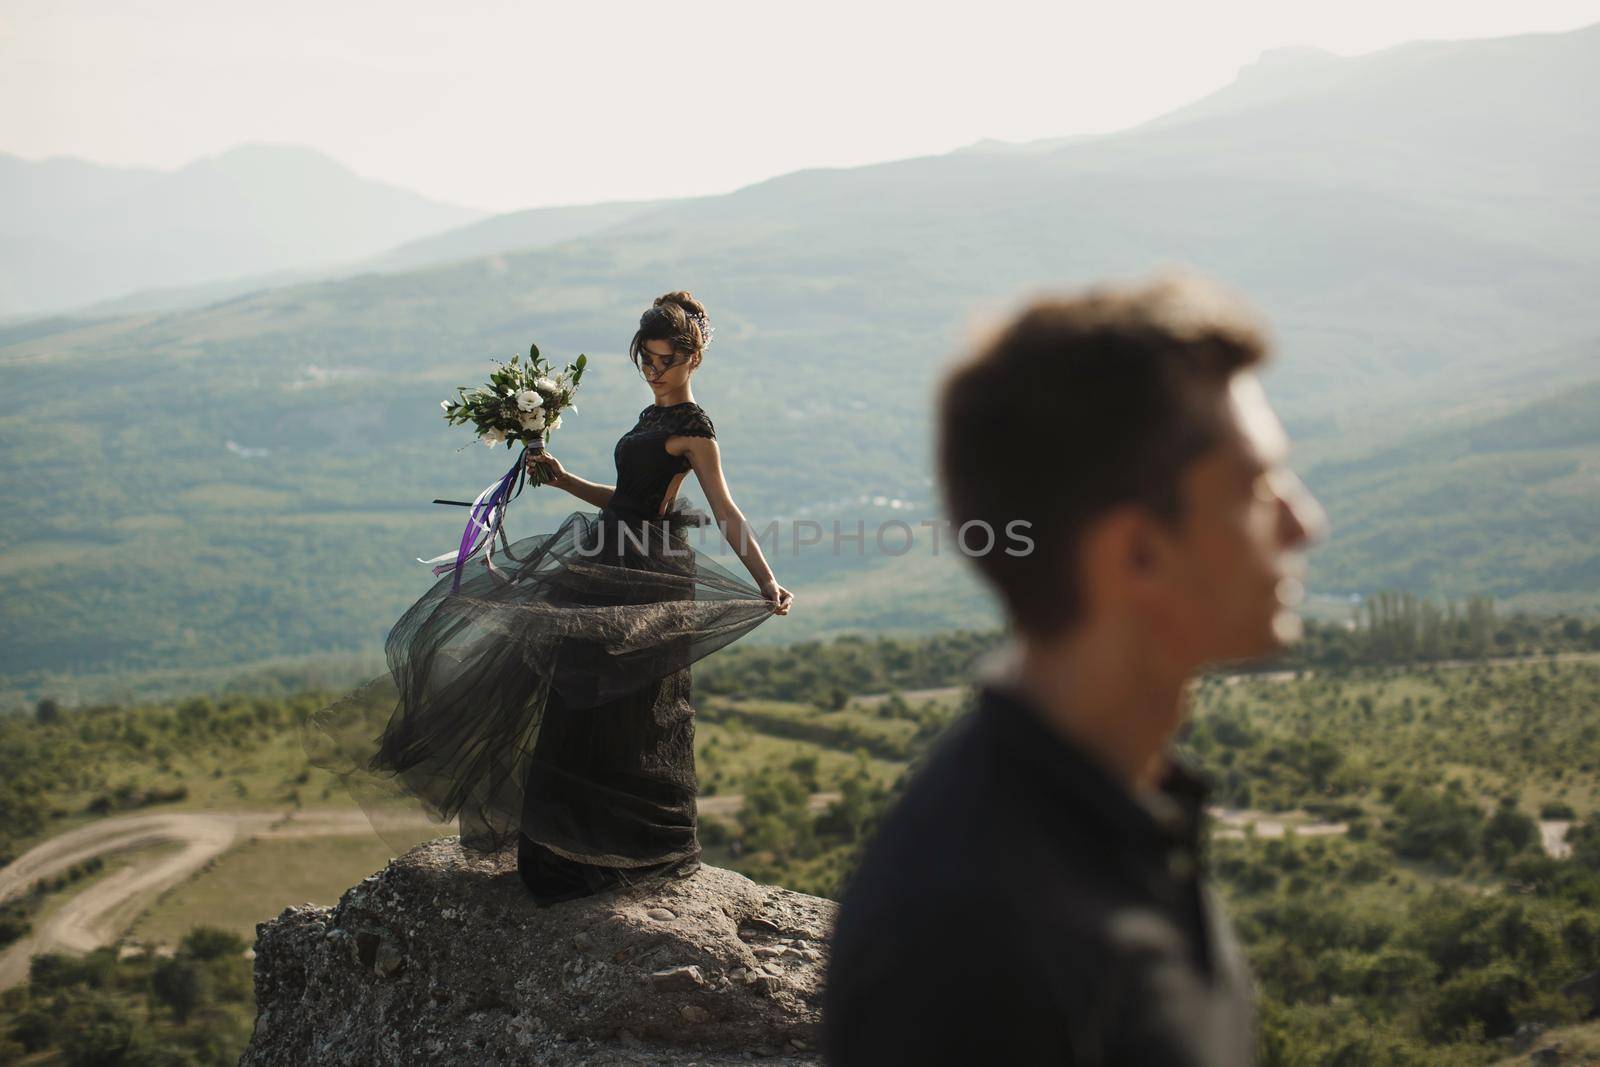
1 22 1595 703
0 143 487 317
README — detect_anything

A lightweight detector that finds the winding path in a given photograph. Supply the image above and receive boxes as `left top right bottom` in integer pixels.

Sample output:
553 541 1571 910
0 809 387 990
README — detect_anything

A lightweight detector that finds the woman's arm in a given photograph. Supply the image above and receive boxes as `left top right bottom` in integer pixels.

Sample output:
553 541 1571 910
679 437 793 615
525 451 614 509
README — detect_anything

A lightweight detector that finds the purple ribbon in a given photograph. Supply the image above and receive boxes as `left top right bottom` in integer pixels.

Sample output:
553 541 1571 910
420 445 533 593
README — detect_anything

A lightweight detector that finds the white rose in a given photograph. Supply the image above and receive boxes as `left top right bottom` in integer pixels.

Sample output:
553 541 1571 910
533 376 559 394
482 426 506 447
519 409 547 431
514 388 541 412
440 399 451 411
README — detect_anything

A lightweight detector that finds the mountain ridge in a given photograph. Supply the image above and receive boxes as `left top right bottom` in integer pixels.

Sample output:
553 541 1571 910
0 142 488 317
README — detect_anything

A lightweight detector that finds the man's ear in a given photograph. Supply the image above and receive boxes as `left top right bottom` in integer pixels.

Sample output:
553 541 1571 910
1087 504 1182 628
1087 503 1158 576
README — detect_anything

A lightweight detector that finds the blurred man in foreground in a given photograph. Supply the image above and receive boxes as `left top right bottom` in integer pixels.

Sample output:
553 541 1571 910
822 270 1329 1065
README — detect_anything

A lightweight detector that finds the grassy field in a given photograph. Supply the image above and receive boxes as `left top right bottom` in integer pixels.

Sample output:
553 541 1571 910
697 701 913 791
130 835 409 947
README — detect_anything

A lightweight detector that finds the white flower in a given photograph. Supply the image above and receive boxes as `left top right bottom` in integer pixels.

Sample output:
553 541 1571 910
440 399 450 411
482 426 506 447
514 388 542 412
518 408 546 431
533 376 559 394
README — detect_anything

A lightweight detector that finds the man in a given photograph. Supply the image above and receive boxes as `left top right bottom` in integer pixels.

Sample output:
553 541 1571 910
822 270 1329 1065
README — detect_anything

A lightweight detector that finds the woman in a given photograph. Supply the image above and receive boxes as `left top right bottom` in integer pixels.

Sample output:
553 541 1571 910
305 291 793 907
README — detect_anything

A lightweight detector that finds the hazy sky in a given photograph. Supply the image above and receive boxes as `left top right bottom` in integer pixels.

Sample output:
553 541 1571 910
5 0 1598 212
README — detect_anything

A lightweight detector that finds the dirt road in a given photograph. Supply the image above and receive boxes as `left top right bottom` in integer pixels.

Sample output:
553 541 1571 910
0 809 388 991
1208 807 1573 861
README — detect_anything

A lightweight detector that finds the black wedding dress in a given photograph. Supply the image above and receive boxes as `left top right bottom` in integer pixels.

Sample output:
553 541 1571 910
304 400 777 904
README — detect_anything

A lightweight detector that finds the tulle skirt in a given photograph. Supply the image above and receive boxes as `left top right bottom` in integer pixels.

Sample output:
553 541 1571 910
303 497 777 857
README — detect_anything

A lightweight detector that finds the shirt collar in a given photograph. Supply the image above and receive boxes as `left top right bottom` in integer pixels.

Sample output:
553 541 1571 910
975 677 1211 858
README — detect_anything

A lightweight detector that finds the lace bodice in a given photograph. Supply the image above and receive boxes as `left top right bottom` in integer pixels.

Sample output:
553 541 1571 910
604 401 716 520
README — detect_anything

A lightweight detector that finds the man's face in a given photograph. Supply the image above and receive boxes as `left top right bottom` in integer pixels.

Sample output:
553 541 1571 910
1162 371 1329 665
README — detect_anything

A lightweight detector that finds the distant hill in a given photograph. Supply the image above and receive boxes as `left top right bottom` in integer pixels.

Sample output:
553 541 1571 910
1 23 1596 695
1303 374 1600 601
372 198 671 271
47 196 682 320
0 143 487 317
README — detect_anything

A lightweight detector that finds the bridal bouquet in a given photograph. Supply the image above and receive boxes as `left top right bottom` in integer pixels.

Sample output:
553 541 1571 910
421 342 587 591
440 343 586 476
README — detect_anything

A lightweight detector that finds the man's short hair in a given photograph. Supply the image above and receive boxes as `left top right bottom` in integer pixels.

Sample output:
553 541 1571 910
936 269 1271 638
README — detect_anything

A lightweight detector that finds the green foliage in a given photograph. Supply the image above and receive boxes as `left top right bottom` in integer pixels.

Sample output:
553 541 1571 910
2 625 1598 1065
1571 815 1600 872
710 650 1600 1061
719 750 895 900
0 689 300 861
178 927 246 963
698 629 1005 704
1218 831 1600 1061
151 957 204 1023
58 989 137 1066
1389 787 1484 868
4 940 254 1066
0 903 31 949
1482 797 1540 869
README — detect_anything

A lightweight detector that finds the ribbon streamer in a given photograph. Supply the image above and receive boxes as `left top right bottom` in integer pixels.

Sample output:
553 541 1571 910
419 444 537 593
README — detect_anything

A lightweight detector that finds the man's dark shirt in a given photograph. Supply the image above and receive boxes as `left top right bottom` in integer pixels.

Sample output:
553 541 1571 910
822 676 1257 1065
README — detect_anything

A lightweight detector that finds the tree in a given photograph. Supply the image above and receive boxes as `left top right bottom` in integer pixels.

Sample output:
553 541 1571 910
151 957 204 1024
9 1006 53 1053
740 765 815 860
57 991 136 1067
1390 788 1483 869
178 925 245 962
1482 797 1538 869
1569 816 1600 872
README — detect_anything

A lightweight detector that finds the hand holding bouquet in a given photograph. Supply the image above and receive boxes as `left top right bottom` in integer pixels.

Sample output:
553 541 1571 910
420 341 587 591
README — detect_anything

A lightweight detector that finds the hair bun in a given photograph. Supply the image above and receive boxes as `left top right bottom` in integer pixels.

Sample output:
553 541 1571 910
654 290 706 317
651 290 713 347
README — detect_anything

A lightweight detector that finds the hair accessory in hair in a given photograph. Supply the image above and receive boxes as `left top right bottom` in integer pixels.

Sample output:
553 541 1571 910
690 310 715 347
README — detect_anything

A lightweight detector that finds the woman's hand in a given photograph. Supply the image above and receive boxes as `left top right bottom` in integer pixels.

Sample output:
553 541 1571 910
524 449 569 489
761 580 794 615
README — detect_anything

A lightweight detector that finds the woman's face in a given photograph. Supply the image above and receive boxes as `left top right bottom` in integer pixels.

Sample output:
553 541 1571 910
639 338 696 394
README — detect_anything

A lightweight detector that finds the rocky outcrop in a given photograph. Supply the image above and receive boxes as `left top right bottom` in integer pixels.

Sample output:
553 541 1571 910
240 838 836 1066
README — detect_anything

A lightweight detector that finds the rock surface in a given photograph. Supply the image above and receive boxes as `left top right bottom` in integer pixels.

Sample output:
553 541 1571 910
240 837 837 1066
